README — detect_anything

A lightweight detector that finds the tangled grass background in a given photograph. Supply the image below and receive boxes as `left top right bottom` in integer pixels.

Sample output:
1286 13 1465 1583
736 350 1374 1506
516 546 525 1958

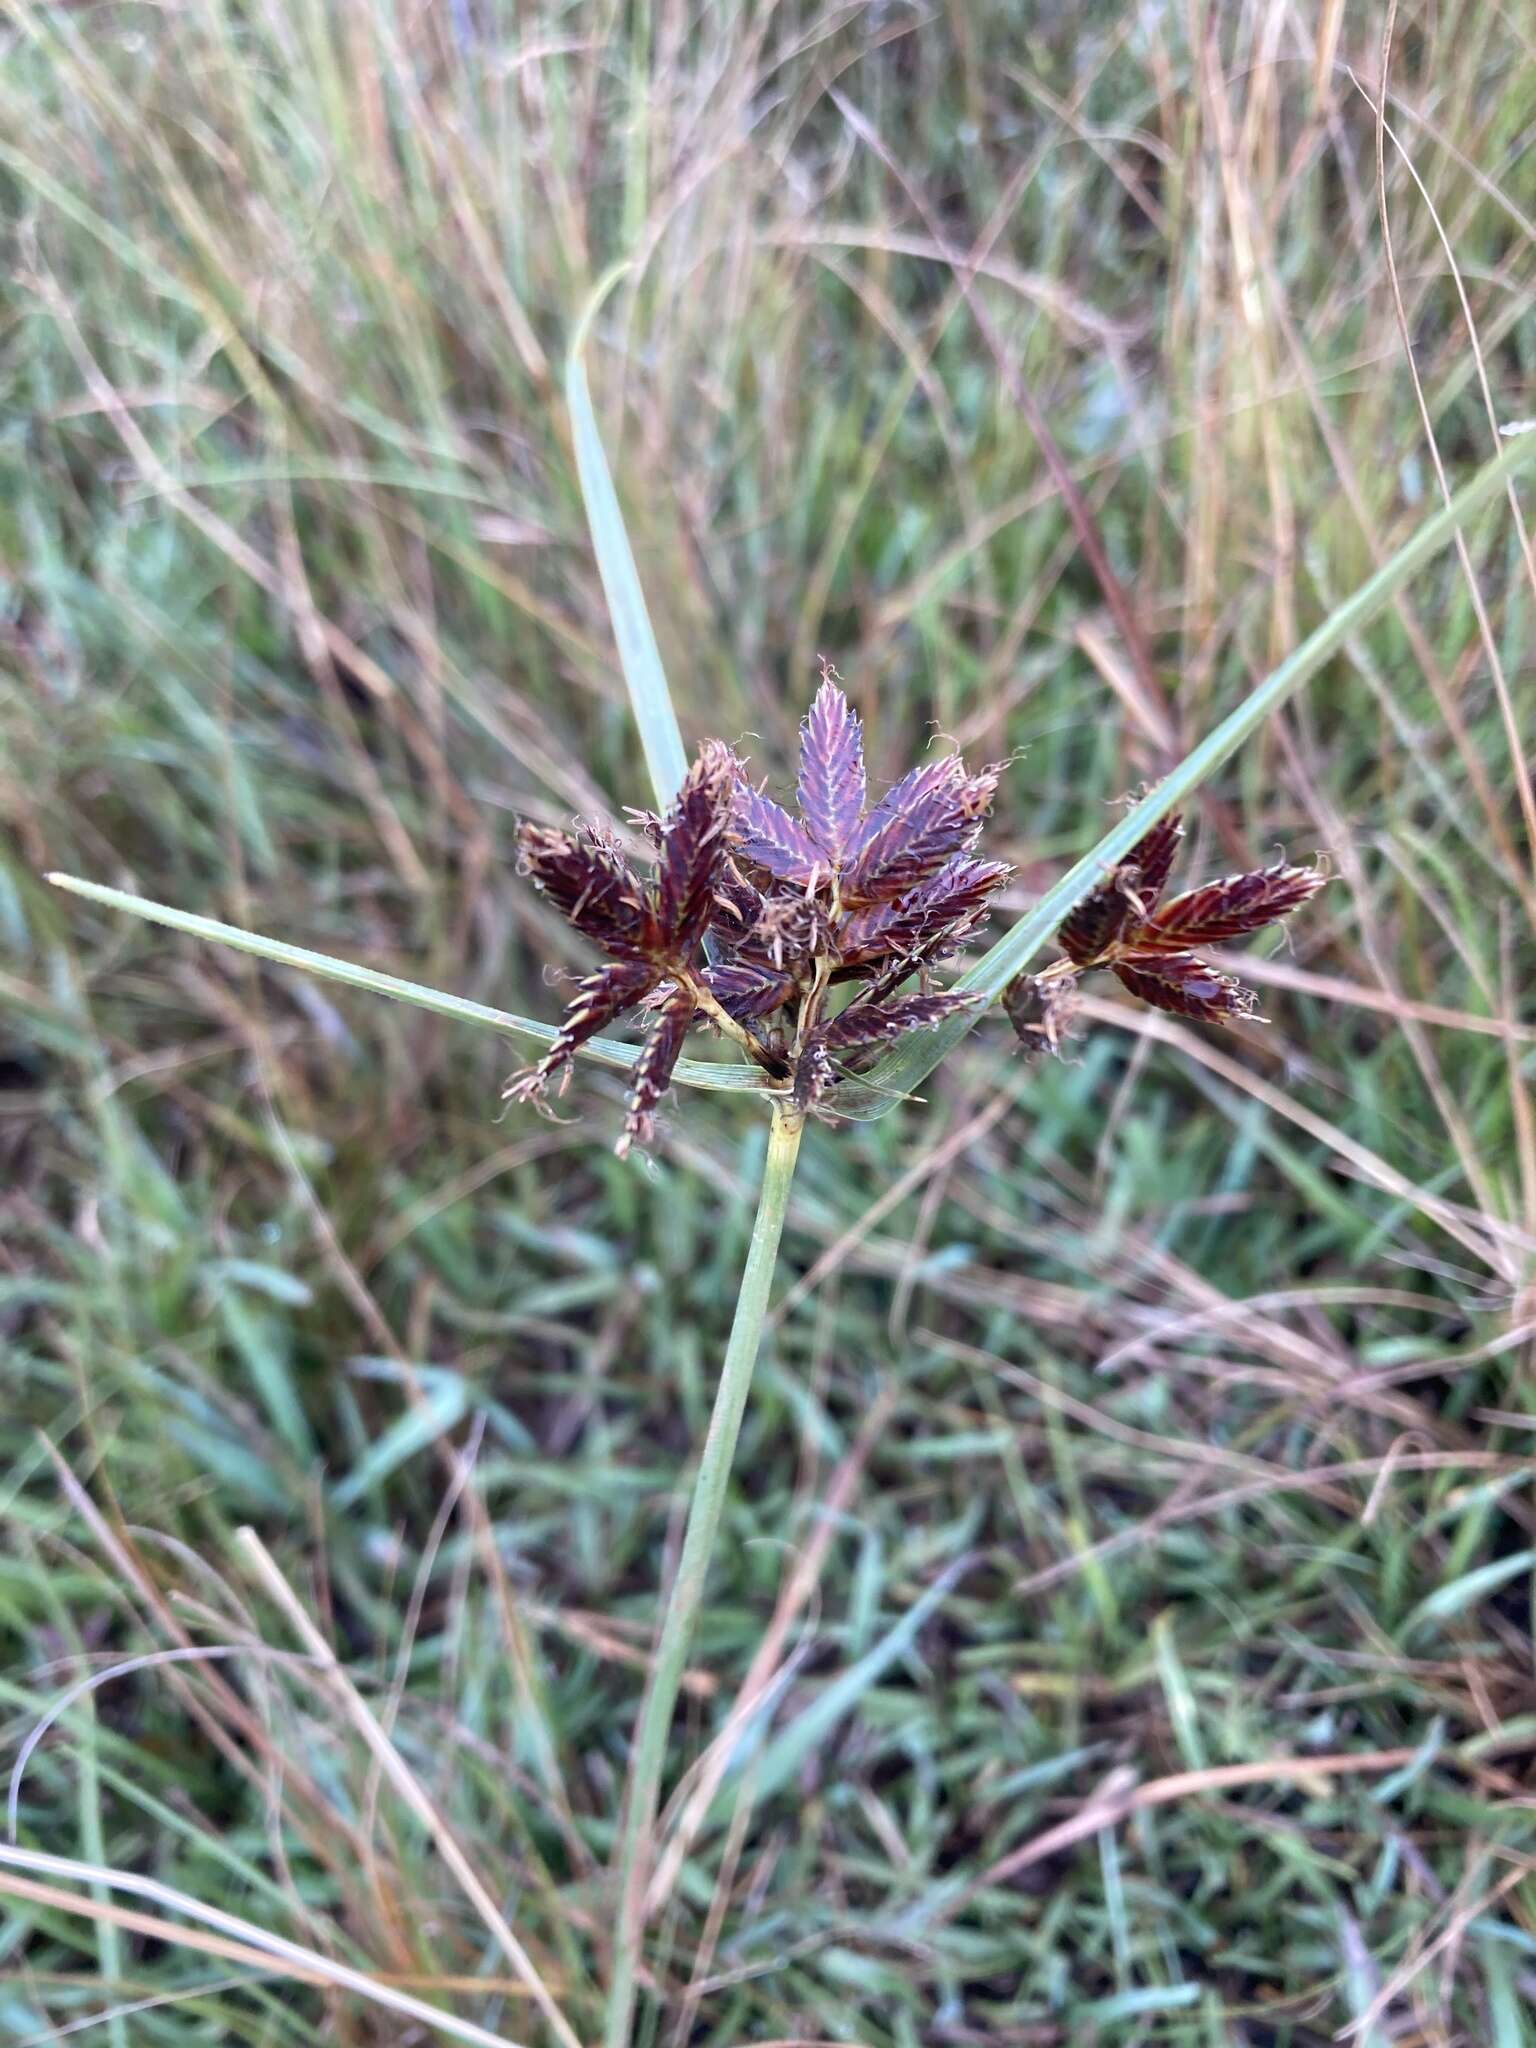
5 3 1536 2043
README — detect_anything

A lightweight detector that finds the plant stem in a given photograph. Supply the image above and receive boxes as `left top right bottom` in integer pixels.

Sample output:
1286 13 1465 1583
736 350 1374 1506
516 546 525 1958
603 1100 805 2048
678 969 787 1076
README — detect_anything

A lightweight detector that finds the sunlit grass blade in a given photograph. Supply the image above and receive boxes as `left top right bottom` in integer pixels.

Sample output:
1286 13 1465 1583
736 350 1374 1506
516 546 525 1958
236 1528 581 2048
0 1845 531 2048
568 265 690 812
831 427 1536 1119
45 875 768 1097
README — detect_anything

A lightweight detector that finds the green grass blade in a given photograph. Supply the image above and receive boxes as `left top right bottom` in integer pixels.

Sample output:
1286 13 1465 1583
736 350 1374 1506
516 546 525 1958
45 875 767 1097
831 427 1536 1119
568 264 690 811
1481 1940 1532 2047
1404 1547 1536 1639
1335 1908 1389 2048
330 1374 470 1511
722 1552 969 1816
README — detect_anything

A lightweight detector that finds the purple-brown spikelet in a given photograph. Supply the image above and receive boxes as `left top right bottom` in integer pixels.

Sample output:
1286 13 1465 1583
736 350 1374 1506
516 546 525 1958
731 785 824 883
819 992 980 1050
797 665 866 860
517 823 661 961
1007 808 1325 1051
618 983 696 1157
1131 861 1328 954
842 757 999 907
506 960 657 1103
1112 954 1258 1022
1057 813 1185 966
508 745 739 1139
657 741 737 953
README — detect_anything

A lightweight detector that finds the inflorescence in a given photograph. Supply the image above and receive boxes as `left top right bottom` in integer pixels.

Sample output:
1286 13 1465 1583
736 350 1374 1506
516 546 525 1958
507 670 1324 1153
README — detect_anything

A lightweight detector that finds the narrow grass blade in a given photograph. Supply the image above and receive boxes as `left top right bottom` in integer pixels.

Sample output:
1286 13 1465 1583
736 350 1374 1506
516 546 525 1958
46 875 767 1097
1404 1548 1536 1639
1481 1940 1532 2047
329 1375 470 1510
568 264 690 811
1078 1985 1201 2024
0 1844 530 2048
722 1552 968 1814
831 427 1536 1118
1336 1907 1389 2048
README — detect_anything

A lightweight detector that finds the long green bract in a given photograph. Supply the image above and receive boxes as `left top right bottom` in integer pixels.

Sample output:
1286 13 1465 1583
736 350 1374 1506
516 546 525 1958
44 875 771 1097
829 427 1536 1119
568 264 690 813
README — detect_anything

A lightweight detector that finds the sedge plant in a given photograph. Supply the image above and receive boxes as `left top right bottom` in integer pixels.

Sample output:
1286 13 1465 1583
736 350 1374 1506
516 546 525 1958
41 309 1536 2048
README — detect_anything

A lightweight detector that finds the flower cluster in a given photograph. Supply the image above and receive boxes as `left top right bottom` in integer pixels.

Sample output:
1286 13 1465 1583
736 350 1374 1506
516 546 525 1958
1004 812 1326 1055
507 670 1010 1152
508 676 1327 1152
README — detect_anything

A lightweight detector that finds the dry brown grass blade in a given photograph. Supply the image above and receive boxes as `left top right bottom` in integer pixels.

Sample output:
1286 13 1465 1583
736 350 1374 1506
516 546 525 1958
827 91 1164 719
0 1848 529 2048
234 1528 582 2048
25 271 401 706
1204 947 1536 1043
1372 3 1536 892
963 1746 1421 1906
1078 994 1528 1277
0 1870 323 1982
